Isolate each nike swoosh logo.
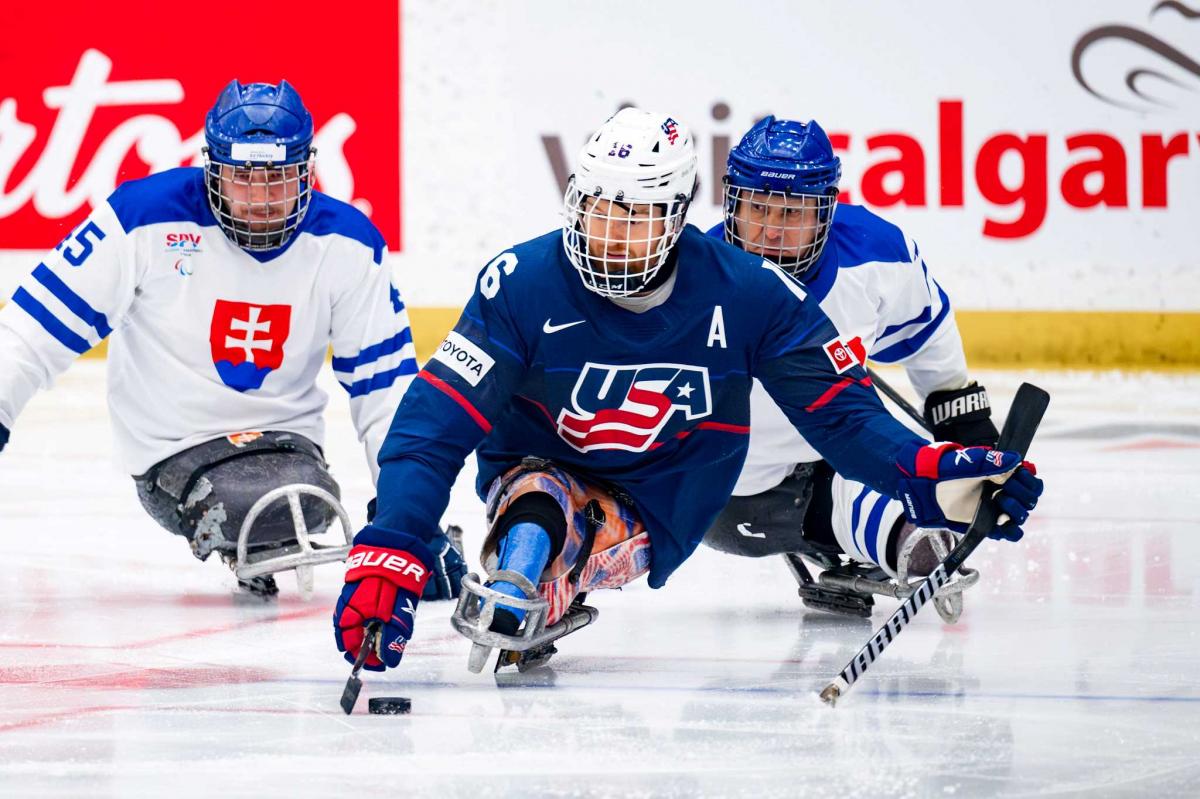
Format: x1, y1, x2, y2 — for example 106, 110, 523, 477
543, 318, 586, 334
737, 523, 766, 539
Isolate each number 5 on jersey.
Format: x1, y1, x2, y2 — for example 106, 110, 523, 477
57, 221, 106, 267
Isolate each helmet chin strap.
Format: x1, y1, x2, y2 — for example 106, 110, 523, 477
634, 241, 681, 295
627, 196, 689, 295
230, 223, 287, 251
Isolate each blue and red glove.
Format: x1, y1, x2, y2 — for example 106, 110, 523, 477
896, 442, 1043, 542
333, 526, 434, 672
366, 499, 465, 601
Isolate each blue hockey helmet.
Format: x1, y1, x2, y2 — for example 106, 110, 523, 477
202, 80, 315, 251
722, 116, 841, 279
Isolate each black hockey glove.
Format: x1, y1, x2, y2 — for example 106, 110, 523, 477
924, 382, 999, 447
0, 421, 8, 453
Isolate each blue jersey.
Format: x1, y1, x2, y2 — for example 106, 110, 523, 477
374, 224, 922, 587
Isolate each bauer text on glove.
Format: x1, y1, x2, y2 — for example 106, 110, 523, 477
333, 526, 434, 671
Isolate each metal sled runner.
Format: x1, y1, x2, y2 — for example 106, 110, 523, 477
235, 483, 354, 597
452, 571, 599, 673
786, 527, 980, 624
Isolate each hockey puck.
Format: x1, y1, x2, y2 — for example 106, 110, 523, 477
368, 697, 412, 715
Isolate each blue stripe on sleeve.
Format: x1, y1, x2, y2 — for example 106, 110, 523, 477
32, 264, 113, 338
762, 316, 828, 361
459, 306, 523, 362
879, 303, 932, 340
877, 259, 941, 341
338, 357, 419, 397
486, 335, 523, 362
871, 282, 952, 363
863, 493, 892, 565
332, 328, 414, 373
850, 484, 872, 555
12, 288, 91, 354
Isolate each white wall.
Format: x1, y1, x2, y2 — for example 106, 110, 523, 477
3, 0, 1197, 313
393, 0, 1199, 311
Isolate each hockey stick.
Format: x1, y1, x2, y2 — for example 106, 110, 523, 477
867, 365, 930, 433
819, 382, 1050, 707
340, 621, 381, 715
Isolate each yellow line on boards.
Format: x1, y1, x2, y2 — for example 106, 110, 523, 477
953, 310, 1200, 370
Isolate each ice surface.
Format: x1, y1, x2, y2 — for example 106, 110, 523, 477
2, 364, 1198, 797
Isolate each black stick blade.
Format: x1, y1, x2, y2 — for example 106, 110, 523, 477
997, 383, 1050, 456
339, 622, 380, 715
340, 673, 363, 715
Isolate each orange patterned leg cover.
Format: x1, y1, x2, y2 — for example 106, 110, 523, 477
483, 464, 651, 626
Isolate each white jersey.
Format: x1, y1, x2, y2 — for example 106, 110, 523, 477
0, 168, 415, 481
713, 204, 970, 496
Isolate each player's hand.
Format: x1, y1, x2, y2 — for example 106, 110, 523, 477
0, 421, 8, 453
923, 382, 999, 447
365, 496, 464, 600
333, 526, 434, 672
422, 526, 467, 601
896, 442, 1043, 541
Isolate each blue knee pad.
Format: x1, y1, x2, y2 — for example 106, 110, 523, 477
487, 522, 552, 627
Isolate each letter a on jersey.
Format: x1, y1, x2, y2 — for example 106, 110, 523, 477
557, 363, 712, 452
209, 300, 292, 392
707, 305, 727, 349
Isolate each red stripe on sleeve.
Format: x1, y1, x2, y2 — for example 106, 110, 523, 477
648, 420, 752, 449
517, 394, 556, 426
418, 370, 492, 433
805, 377, 854, 413
696, 421, 751, 434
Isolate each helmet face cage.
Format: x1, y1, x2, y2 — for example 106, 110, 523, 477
722, 181, 837, 279
563, 176, 690, 297
203, 148, 314, 251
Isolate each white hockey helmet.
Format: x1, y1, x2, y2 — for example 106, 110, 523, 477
562, 108, 698, 297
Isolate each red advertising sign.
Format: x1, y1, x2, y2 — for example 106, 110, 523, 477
0, 2, 401, 250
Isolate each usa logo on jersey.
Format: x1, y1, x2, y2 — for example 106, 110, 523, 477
557, 363, 712, 453
209, 300, 292, 392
